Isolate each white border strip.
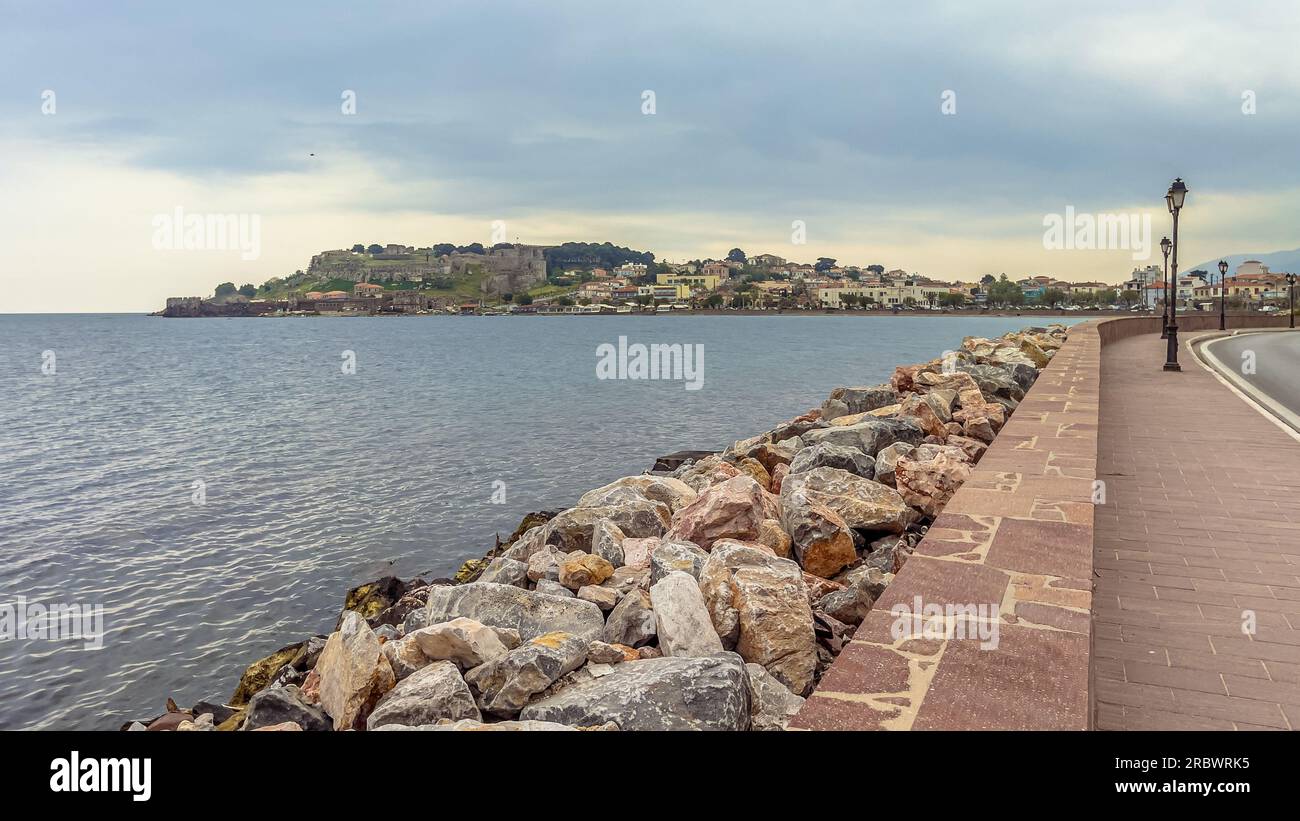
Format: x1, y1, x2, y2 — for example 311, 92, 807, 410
1189, 330, 1300, 442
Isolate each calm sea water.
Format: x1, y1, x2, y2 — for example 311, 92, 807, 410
0, 313, 1079, 729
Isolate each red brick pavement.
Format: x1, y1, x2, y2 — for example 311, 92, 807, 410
1093, 332, 1300, 730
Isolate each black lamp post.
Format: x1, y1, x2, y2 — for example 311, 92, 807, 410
1164, 178, 1187, 371
1218, 260, 1228, 331
1287, 272, 1297, 329
1160, 236, 1172, 338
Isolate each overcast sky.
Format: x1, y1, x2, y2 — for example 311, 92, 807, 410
2, 0, 1298, 311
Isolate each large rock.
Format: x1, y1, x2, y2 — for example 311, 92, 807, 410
315, 611, 396, 730
241, 686, 331, 731
230, 641, 307, 707
789, 442, 876, 478
499, 524, 550, 562
545, 502, 670, 553
779, 490, 857, 578
873, 441, 915, 487
335, 576, 411, 630
745, 663, 805, 731
464, 632, 590, 716
590, 519, 626, 567
664, 474, 779, 550
820, 385, 898, 421
957, 363, 1026, 403
649, 571, 724, 658
648, 540, 709, 585
425, 583, 605, 642
366, 661, 481, 729
817, 566, 893, 625
375, 719, 579, 731
895, 450, 973, 517
780, 466, 914, 533
382, 634, 433, 680
603, 589, 656, 647
699, 541, 817, 695
801, 418, 924, 458
520, 653, 751, 731
477, 557, 529, 588
411, 617, 511, 669
577, 475, 698, 514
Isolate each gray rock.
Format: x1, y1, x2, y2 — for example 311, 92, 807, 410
526, 545, 564, 583
873, 442, 916, 487
366, 660, 481, 729
745, 663, 805, 731
411, 617, 510, 669
425, 582, 605, 642
478, 557, 530, 588
520, 653, 751, 730
801, 418, 924, 458
957, 363, 1026, 402
821, 565, 893, 625
535, 579, 574, 598
603, 588, 656, 647
374, 718, 580, 731
241, 686, 331, 732
649, 571, 724, 658
591, 519, 626, 567
648, 540, 709, 585
499, 524, 549, 562
820, 385, 898, 421
544, 503, 670, 553
789, 442, 876, 478
465, 632, 590, 716
861, 535, 908, 574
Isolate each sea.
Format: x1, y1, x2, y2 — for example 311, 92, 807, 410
0, 312, 1080, 729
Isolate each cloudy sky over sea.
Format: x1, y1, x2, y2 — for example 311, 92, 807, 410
2, 0, 1298, 312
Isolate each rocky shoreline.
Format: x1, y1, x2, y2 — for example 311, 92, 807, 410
125, 324, 1069, 732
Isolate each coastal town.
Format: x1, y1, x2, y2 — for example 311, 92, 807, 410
161, 242, 1299, 318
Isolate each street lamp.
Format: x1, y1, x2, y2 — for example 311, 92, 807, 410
1287, 272, 1297, 330
1164, 178, 1187, 371
1216, 259, 1227, 329
1160, 236, 1172, 338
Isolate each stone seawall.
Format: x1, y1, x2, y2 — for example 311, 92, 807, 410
791, 313, 1294, 730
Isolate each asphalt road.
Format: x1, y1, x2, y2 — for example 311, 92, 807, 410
1202, 330, 1300, 427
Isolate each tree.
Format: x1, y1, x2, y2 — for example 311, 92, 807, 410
815, 257, 837, 272
705, 293, 724, 308
456, 243, 485, 255
1040, 288, 1069, 308
1119, 289, 1140, 308
238, 283, 257, 298
502, 293, 513, 303
980, 273, 996, 285
366, 244, 384, 254
431, 243, 456, 256
214, 282, 237, 298
558, 296, 574, 306
726, 248, 747, 263
987, 275, 1025, 307
939, 292, 967, 308
518, 294, 533, 306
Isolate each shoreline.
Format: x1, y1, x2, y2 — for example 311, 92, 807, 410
122, 322, 1072, 732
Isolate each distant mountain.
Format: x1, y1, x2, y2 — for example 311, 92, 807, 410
1185, 247, 1300, 275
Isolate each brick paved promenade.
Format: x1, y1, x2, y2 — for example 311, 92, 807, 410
1093, 331, 1300, 730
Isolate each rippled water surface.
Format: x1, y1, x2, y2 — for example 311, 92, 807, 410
0, 312, 1079, 729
